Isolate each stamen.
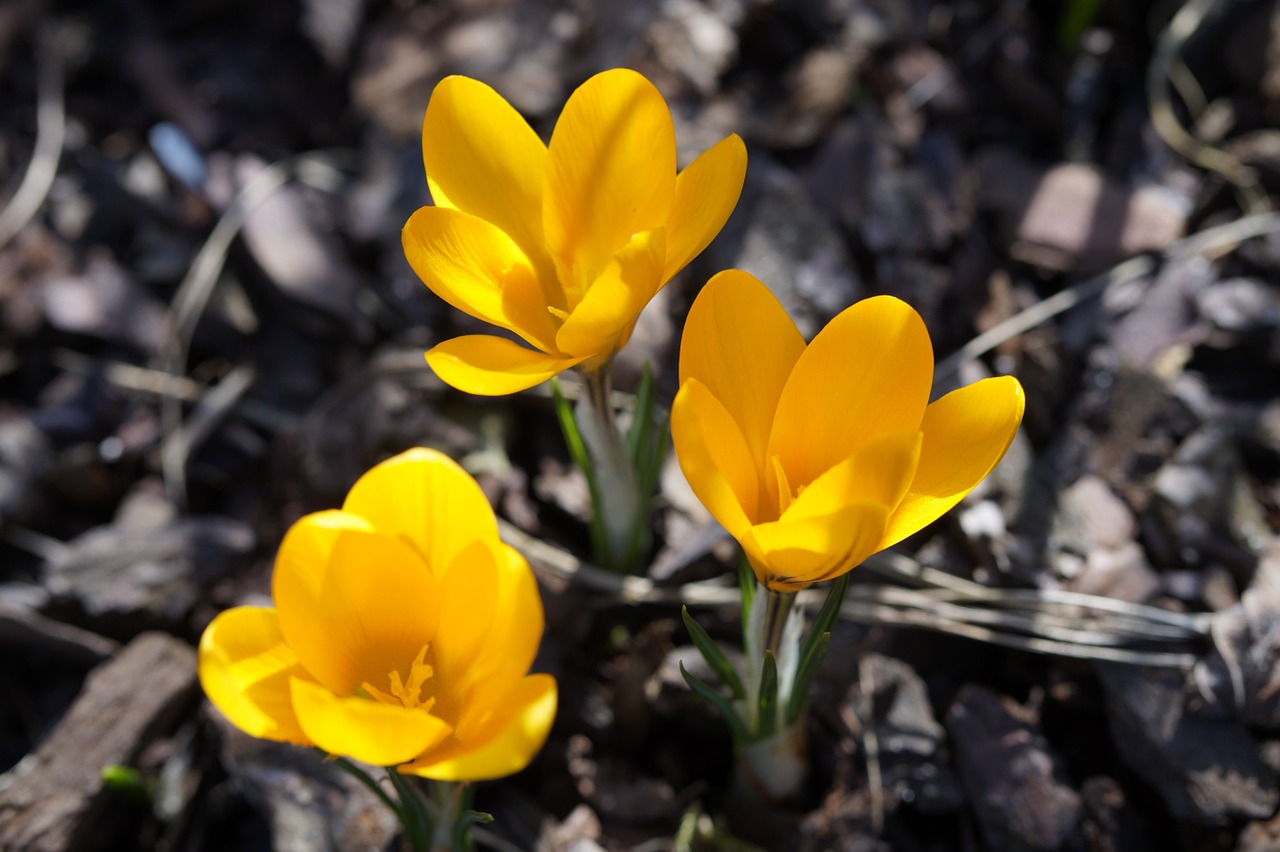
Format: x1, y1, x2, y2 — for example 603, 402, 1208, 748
770, 455, 794, 515
359, 645, 436, 712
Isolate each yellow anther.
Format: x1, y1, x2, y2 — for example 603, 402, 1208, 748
360, 645, 437, 712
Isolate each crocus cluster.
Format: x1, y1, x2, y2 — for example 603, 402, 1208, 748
200, 66, 1026, 830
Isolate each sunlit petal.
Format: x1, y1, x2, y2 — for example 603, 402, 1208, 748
271, 511, 373, 693
276, 526, 437, 696
882, 376, 1025, 549
403, 207, 559, 350
198, 606, 311, 744
421, 75, 556, 291
426, 335, 587, 396
401, 674, 556, 781
343, 448, 497, 585
449, 542, 545, 742
544, 69, 675, 291
291, 677, 452, 767
663, 134, 748, 281
780, 430, 922, 522
671, 378, 759, 534
679, 270, 805, 467
427, 540, 498, 726
750, 501, 890, 591
769, 296, 932, 489
555, 229, 665, 357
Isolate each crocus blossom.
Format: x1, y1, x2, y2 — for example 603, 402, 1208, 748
671, 270, 1026, 592
198, 448, 556, 780
403, 68, 747, 395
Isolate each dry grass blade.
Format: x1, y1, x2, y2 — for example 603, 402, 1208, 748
0, 23, 67, 250
500, 521, 1208, 668
1147, 0, 1267, 214
160, 364, 256, 501
936, 210, 1280, 379
157, 152, 347, 508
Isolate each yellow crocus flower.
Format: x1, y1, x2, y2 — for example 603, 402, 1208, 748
198, 448, 555, 781
671, 270, 1026, 592
403, 68, 747, 395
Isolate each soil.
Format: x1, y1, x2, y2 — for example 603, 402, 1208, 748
4, 0, 1280, 850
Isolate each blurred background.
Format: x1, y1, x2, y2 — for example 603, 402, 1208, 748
3, 0, 1280, 849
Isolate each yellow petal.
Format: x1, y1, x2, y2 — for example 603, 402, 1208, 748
428, 539, 499, 725
426, 335, 587, 396
421, 76, 556, 290
275, 522, 438, 696
544, 69, 675, 292
679, 270, 805, 467
198, 606, 311, 744
554, 229, 665, 358
270, 511, 372, 691
290, 677, 452, 767
768, 296, 932, 489
401, 674, 557, 781
780, 430, 922, 522
750, 501, 889, 591
662, 134, 748, 281
403, 207, 559, 351
342, 448, 498, 586
670, 378, 759, 534
881, 376, 1025, 549
450, 543, 545, 742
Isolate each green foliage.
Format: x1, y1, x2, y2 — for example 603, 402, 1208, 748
680, 661, 750, 745
682, 606, 746, 701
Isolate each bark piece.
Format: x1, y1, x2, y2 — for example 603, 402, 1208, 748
1196, 539, 1280, 730
215, 719, 398, 852
1097, 662, 1278, 823
946, 684, 1081, 851
0, 633, 198, 852
44, 516, 254, 629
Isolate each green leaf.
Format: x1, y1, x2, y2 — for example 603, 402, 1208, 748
387, 768, 432, 852
551, 378, 590, 473
626, 361, 656, 464
803, 574, 849, 660
552, 378, 609, 567
757, 650, 779, 739
637, 407, 668, 503
332, 756, 402, 819
681, 606, 745, 700
680, 661, 750, 745
100, 765, 152, 803
1057, 0, 1103, 52
783, 575, 848, 725
785, 630, 831, 726
452, 809, 493, 851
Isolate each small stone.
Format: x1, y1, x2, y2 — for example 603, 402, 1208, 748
977, 150, 1186, 272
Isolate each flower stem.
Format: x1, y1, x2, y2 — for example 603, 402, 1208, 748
574, 366, 644, 572
762, 588, 796, 658
428, 781, 464, 852
734, 585, 809, 803
387, 770, 431, 852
